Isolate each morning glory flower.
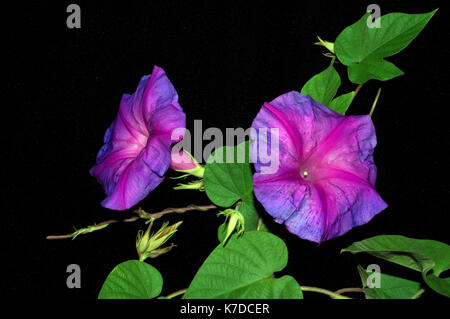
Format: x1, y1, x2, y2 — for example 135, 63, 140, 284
250, 91, 387, 243
90, 66, 186, 210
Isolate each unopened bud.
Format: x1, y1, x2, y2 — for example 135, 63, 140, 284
217, 209, 245, 245
314, 36, 335, 54
173, 179, 205, 191
136, 220, 182, 261
170, 150, 204, 178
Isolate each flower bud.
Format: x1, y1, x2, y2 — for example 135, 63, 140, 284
136, 220, 182, 261
217, 209, 245, 245
170, 150, 204, 178
314, 36, 335, 53
173, 180, 204, 191
70, 223, 110, 240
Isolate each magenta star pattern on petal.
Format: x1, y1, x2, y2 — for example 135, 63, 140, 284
90, 66, 186, 210
250, 91, 387, 243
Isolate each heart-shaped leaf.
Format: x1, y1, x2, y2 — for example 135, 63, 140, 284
204, 141, 260, 230
184, 231, 303, 299
98, 260, 163, 299
204, 141, 252, 206
335, 10, 437, 84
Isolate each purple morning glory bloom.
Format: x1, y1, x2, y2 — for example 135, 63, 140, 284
250, 91, 387, 243
90, 66, 186, 210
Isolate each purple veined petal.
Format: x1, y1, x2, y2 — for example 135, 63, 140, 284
116, 94, 148, 147
300, 115, 378, 186
250, 103, 299, 173
280, 176, 387, 242
253, 170, 338, 243
142, 66, 182, 120
268, 92, 346, 159
149, 103, 186, 139
251, 91, 387, 242
99, 134, 172, 210
253, 162, 387, 243
253, 171, 310, 224
250, 91, 345, 174
90, 65, 186, 210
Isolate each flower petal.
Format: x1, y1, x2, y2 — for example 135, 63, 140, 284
251, 91, 386, 242
253, 171, 309, 224
288, 178, 386, 242
99, 134, 172, 210
250, 91, 344, 173
90, 66, 185, 210
302, 115, 378, 186
254, 169, 387, 243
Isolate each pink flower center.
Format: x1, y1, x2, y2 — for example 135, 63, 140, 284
301, 170, 309, 179
298, 160, 321, 183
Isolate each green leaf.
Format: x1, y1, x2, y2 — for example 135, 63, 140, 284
329, 91, 355, 114
342, 235, 450, 297
204, 141, 252, 206
335, 10, 437, 84
98, 260, 163, 299
423, 273, 450, 298
347, 58, 404, 84
264, 275, 303, 299
237, 194, 259, 230
184, 231, 303, 299
342, 235, 450, 274
301, 62, 341, 106
217, 223, 227, 243
204, 141, 260, 230
357, 265, 422, 299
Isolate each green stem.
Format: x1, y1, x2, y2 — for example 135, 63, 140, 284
354, 83, 364, 97
410, 288, 425, 299
330, 55, 336, 66
301, 286, 352, 299
46, 204, 217, 240
166, 288, 187, 299
165, 286, 359, 299
138, 204, 217, 220
369, 87, 382, 117
257, 218, 263, 231
347, 83, 364, 109
334, 287, 365, 295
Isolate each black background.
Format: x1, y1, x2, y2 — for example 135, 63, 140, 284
3, 0, 449, 301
